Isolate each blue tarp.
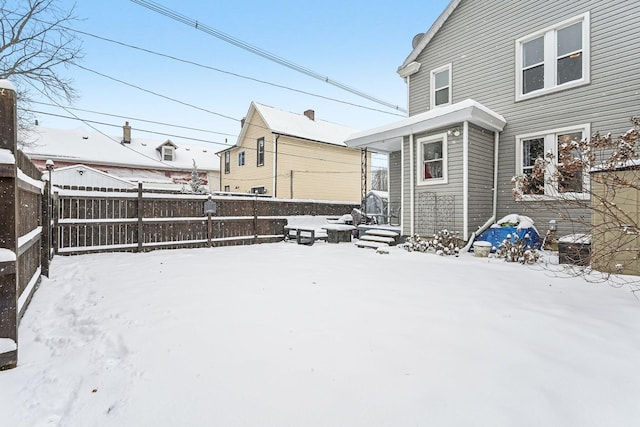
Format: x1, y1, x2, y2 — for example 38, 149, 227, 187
475, 226, 542, 252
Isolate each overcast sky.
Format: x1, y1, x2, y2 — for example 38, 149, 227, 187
27, 0, 450, 151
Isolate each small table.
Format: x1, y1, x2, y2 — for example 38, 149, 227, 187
321, 224, 356, 243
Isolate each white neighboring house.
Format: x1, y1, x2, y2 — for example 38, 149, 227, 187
22, 122, 220, 191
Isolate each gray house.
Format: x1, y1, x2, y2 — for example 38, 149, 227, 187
346, 0, 640, 240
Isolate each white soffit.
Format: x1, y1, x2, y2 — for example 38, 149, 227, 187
344, 99, 506, 152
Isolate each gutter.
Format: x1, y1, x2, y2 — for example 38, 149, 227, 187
409, 134, 415, 235
273, 134, 279, 197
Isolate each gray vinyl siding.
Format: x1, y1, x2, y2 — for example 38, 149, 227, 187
388, 151, 402, 225
402, 136, 411, 234
413, 126, 464, 237
467, 124, 495, 233
406, 0, 640, 236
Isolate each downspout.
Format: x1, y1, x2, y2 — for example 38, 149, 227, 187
402, 75, 410, 234
462, 128, 500, 253
273, 134, 279, 197
463, 121, 469, 240
400, 139, 404, 232
493, 130, 499, 221
409, 134, 415, 235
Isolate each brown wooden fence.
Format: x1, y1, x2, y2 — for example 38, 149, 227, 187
54, 185, 356, 254
1, 83, 46, 370
0, 81, 356, 370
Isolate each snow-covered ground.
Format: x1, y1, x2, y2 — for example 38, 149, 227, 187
1, 233, 640, 426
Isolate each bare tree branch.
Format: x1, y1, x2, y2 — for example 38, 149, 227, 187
512, 117, 640, 285
0, 0, 82, 111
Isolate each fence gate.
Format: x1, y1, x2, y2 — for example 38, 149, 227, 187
415, 192, 456, 236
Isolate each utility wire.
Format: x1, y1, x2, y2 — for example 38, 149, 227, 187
24, 81, 181, 170
22, 109, 230, 146
62, 26, 405, 118
30, 100, 238, 138
73, 63, 240, 123
24, 107, 387, 169
129, 0, 407, 114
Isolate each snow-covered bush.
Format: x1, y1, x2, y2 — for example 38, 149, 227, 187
181, 160, 208, 194
403, 230, 462, 256
495, 234, 540, 264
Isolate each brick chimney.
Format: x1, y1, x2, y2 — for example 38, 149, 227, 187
122, 121, 131, 144
304, 109, 315, 121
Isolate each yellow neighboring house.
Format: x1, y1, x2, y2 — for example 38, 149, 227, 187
218, 102, 369, 202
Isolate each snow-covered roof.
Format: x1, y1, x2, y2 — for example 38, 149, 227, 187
397, 0, 462, 76
249, 102, 359, 147
22, 126, 219, 172
345, 99, 506, 152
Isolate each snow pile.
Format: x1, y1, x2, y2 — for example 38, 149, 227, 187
0, 148, 15, 165
0, 244, 639, 426
0, 338, 16, 353
0, 248, 16, 262
494, 214, 535, 230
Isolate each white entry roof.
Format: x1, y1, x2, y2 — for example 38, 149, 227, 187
345, 99, 506, 153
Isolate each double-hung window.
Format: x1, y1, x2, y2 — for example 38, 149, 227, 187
224, 151, 230, 174
516, 12, 590, 101
257, 137, 265, 167
238, 151, 245, 166
417, 133, 448, 185
516, 124, 590, 198
430, 64, 452, 108
162, 146, 175, 161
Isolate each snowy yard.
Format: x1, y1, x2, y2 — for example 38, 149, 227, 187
1, 240, 640, 426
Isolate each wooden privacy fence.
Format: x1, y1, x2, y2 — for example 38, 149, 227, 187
1, 82, 48, 371
55, 185, 357, 255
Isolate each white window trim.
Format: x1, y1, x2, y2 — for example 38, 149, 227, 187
224, 151, 230, 174
257, 138, 265, 167
430, 63, 452, 109
417, 133, 448, 186
515, 123, 591, 201
515, 12, 590, 102
162, 145, 175, 161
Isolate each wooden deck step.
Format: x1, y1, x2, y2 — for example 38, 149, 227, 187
359, 235, 396, 245
355, 240, 389, 249
364, 229, 400, 238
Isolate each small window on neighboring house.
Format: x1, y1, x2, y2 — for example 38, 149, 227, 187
417, 133, 447, 185
257, 137, 265, 166
430, 64, 451, 108
516, 13, 590, 100
238, 151, 245, 166
162, 146, 175, 161
251, 186, 266, 194
224, 185, 230, 192
516, 124, 590, 198
224, 151, 230, 174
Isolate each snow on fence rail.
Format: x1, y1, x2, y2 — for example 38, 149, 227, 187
54, 184, 357, 255
1, 81, 47, 370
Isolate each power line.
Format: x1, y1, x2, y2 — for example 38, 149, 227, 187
74, 63, 240, 123
24, 80, 181, 170
23, 107, 382, 168
22, 109, 230, 146
129, 0, 407, 114
62, 26, 405, 118
29, 100, 238, 138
